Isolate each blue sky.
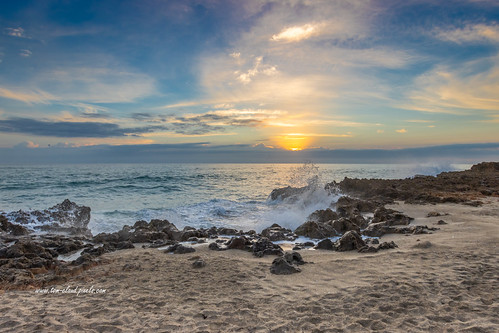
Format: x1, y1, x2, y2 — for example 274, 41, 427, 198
0, 0, 498, 161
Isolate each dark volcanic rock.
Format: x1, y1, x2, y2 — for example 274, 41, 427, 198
283, 251, 305, 265
165, 244, 196, 254
332, 162, 499, 204
377, 241, 398, 250
331, 217, 360, 234
308, 208, 338, 223
294, 221, 337, 239
4, 199, 92, 236
335, 196, 377, 216
192, 258, 206, 268
227, 236, 251, 250
269, 185, 310, 202
373, 207, 413, 226
336, 231, 366, 252
252, 238, 283, 257
315, 238, 336, 251
261, 224, 297, 241
270, 257, 301, 275
0, 215, 30, 236
208, 242, 224, 251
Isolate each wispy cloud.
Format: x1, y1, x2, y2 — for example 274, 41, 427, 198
402, 54, 499, 114
4, 27, 28, 38
436, 23, 499, 43
19, 49, 32, 57
0, 87, 57, 104
396, 128, 407, 133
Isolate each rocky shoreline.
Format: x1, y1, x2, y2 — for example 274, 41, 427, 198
1, 162, 498, 289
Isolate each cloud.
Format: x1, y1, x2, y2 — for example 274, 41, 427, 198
0, 118, 130, 138
436, 23, 499, 43
271, 23, 322, 42
32, 67, 156, 103
396, 128, 407, 133
0, 87, 57, 104
235, 56, 278, 84
19, 49, 32, 57
402, 54, 499, 114
14, 141, 39, 148
377, 129, 385, 134
4, 27, 27, 38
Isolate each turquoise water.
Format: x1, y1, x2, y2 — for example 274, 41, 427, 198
0, 163, 470, 234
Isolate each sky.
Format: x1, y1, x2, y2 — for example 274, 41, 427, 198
0, 0, 498, 163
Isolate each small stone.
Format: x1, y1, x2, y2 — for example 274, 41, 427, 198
270, 257, 301, 275
192, 259, 206, 268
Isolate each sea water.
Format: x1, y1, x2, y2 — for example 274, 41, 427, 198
0, 163, 470, 235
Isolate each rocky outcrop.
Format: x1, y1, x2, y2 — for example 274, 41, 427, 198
270, 251, 305, 275
0, 215, 30, 236
294, 221, 337, 239
4, 199, 92, 236
332, 162, 499, 204
373, 207, 413, 226
252, 238, 283, 257
336, 231, 366, 252
308, 208, 338, 223
315, 238, 336, 251
261, 224, 297, 241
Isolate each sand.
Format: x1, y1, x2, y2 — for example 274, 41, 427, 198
1, 199, 498, 332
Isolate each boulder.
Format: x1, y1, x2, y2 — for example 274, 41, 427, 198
373, 207, 413, 226
336, 231, 366, 251
283, 251, 305, 265
192, 258, 206, 268
335, 196, 377, 216
252, 238, 283, 257
315, 238, 336, 251
294, 221, 337, 239
165, 244, 195, 254
308, 208, 338, 223
270, 257, 301, 275
377, 241, 398, 250
331, 218, 360, 234
261, 224, 297, 241
227, 236, 251, 250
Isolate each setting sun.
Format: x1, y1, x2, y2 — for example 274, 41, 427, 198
275, 134, 310, 151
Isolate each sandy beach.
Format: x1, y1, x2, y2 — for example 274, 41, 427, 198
1, 198, 497, 332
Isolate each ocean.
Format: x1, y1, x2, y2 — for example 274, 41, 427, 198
0, 163, 470, 235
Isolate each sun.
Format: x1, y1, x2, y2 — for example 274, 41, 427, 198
275, 134, 310, 151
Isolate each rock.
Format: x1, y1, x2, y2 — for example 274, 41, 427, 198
4, 199, 92, 236
336, 231, 366, 252
371, 238, 379, 244
362, 222, 389, 237
335, 196, 377, 216
0, 240, 56, 259
269, 185, 310, 202
373, 207, 413, 226
0, 216, 30, 235
252, 238, 283, 257
470, 162, 499, 172
294, 221, 337, 239
315, 239, 336, 251
308, 208, 338, 223
283, 251, 305, 265
208, 242, 224, 251
217, 227, 240, 236
165, 244, 196, 254
261, 224, 297, 241
331, 218, 360, 234
413, 241, 432, 249
270, 257, 301, 275
192, 258, 206, 268
358, 246, 378, 253
378, 241, 398, 250
227, 236, 251, 250
427, 211, 443, 217
437, 220, 448, 225
93, 232, 120, 243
